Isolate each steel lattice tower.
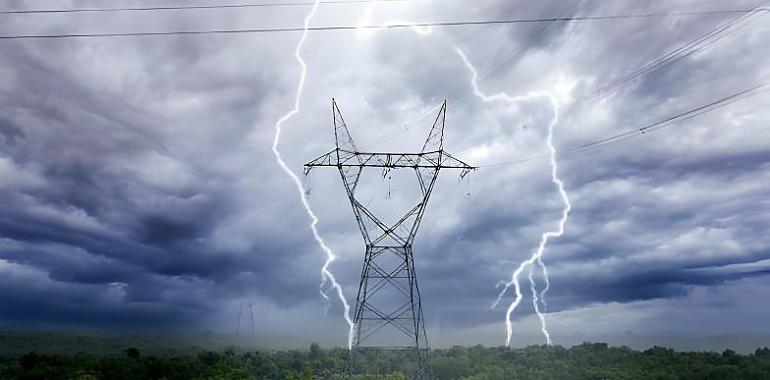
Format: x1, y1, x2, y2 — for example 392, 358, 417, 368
304, 99, 475, 379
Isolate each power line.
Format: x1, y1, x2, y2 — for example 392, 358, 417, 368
357, 4, 767, 147
479, 84, 767, 168
445, 4, 767, 168
363, 0, 585, 148
0, 9, 760, 40
0, 0, 403, 15
574, 4, 768, 114
566, 84, 765, 154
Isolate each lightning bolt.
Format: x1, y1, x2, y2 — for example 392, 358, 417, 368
456, 48, 571, 346
356, 2, 571, 347
271, 0, 435, 351
270, 0, 355, 349
273, 0, 569, 349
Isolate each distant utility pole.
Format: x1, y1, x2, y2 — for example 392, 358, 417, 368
304, 100, 475, 379
235, 301, 256, 340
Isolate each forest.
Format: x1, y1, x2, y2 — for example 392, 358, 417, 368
1, 340, 770, 379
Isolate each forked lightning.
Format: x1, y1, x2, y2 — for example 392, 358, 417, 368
456, 48, 571, 346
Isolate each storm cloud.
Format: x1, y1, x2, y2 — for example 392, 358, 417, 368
0, 0, 768, 348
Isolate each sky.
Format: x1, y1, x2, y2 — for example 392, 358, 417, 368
0, 0, 769, 350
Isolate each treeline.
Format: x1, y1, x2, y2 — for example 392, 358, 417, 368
1, 343, 770, 379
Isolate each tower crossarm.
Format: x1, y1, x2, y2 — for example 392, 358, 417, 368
304, 149, 476, 172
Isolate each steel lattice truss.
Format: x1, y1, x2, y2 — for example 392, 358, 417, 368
304, 99, 475, 379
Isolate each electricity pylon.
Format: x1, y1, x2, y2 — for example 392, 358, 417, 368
304, 99, 475, 379
235, 301, 256, 339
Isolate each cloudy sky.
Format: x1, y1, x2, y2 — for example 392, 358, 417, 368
0, 0, 769, 350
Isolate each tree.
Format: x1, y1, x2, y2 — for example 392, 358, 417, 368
125, 348, 140, 360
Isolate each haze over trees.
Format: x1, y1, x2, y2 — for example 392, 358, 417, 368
2, 341, 770, 379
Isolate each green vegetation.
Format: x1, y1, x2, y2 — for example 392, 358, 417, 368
1, 342, 770, 379
0, 331, 259, 358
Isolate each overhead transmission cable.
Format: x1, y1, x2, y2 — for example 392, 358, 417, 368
363, 0, 584, 147
470, 4, 769, 168
364, 3, 768, 147
478, 83, 767, 168
0, 0, 404, 15
572, 4, 768, 114
562, 84, 767, 156
3, 3, 763, 171
0, 9, 762, 40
